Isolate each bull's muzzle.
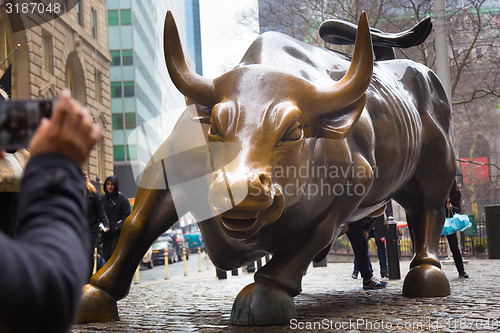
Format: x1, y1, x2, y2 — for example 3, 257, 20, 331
208, 170, 285, 239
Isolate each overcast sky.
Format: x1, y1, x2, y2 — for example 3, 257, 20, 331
199, 0, 259, 77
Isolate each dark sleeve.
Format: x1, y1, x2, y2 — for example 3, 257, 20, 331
385, 201, 394, 218
120, 193, 131, 223
450, 204, 461, 215
95, 194, 109, 228
0, 153, 88, 333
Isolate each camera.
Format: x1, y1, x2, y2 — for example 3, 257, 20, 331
0, 99, 55, 150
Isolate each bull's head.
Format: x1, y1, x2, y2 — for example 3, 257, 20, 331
164, 11, 373, 239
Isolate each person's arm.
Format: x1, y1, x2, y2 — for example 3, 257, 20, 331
0, 154, 87, 332
0, 90, 99, 333
120, 194, 132, 224
95, 195, 110, 230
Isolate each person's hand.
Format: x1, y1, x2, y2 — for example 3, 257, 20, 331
104, 227, 109, 233
29, 90, 100, 166
0, 150, 5, 159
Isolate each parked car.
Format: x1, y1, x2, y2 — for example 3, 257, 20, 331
166, 231, 189, 261
141, 247, 153, 269
152, 235, 176, 265
184, 232, 204, 253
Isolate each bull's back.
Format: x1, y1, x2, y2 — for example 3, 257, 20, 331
239, 31, 351, 83
355, 59, 452, 207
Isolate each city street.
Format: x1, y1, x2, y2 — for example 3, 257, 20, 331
72, 257, 500, 332
138, 251, 213, 283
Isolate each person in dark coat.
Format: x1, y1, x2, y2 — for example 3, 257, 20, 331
83, 168, 109, 279
0, 89, 100, 333
101, 175, 130, 262
445, 180, 469, 278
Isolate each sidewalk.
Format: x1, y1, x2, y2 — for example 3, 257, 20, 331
72, 258, 500, 332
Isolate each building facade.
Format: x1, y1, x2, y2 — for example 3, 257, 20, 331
107, 0, 199, 198
0, 0, 113, 183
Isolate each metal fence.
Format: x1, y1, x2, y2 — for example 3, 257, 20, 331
331, 217, 488, 258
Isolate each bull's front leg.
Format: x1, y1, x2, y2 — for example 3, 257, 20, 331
229, 210, 341, 326
75, 186, 180, 323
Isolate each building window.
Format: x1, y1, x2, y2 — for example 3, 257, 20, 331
66, 66, 74, 93
96, 135, 106, 181
108, 9, 119, 26
76, 0, 82, 26
120, 9, 131, 25
123, 81, 134, 97
91, 7, 97, 39
111, 81, 122, 98
95, 70, 102, 103
112, 114, 123, 130
41, 33, 53, 73
113, 145, 125, 162
124, 112, 136, 129
110, 50, 120, 66
127, 145, 137, 160
122, 49, 133, 65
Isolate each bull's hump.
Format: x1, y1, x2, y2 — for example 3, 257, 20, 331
240, 31, 350, 84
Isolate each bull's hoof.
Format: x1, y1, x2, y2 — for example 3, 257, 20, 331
230, 282, 296, 326
402, 264, 450, 297
74, 284, 119, 323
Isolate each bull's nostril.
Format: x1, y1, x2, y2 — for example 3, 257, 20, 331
258, 172, 272, 189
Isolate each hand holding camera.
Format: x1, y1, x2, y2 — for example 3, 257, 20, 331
29, 90, 100, 166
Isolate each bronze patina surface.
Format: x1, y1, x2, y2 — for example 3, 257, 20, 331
76, 11, 454, 326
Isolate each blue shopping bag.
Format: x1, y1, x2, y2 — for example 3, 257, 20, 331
441, 213, 472, 236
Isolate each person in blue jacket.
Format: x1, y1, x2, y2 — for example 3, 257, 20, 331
445, 180, 469, 278
0, 89, 100, 333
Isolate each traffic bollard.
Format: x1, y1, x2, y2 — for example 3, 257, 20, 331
93, 247, 97, 275
164, 249, 169, 280
198, 247, 201, 272
386, 218, 401, 280
135, 265, 140, 284
183, 247, 187, 276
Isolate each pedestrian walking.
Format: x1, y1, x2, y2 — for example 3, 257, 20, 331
445, 180, 469, 278
101, 175, 130, 262
347, 217, 387, 289
83, 168, 109, 279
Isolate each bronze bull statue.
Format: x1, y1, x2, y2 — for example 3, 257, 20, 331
76, 11, 455, 325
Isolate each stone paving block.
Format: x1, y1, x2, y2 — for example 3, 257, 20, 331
72, 259, 500, 332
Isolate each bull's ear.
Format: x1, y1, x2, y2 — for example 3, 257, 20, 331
317, 94, 366, 140
185, 97, 211, 124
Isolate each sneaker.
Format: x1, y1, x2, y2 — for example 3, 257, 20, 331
352, 271, 359, 279
363, 276, 387, 290
459, 272, 469, 278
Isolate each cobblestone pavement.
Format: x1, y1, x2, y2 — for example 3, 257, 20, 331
72, 258, 500, 332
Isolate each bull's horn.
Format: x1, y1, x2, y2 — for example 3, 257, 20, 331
313, 11, 373, 118
164, 11, 216, 107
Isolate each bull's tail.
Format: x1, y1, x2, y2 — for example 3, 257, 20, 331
319, 17, 432, 60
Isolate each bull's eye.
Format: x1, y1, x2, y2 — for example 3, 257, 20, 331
281, 120, 304, 143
